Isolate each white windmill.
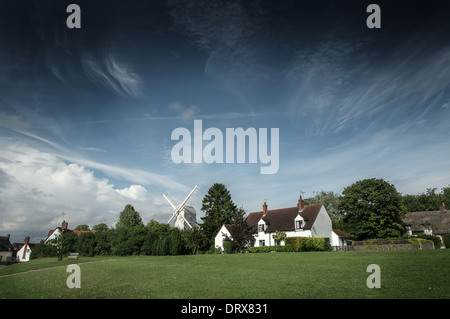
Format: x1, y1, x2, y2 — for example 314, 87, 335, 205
164, 185, 199, 230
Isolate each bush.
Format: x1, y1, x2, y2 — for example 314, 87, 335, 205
443, 234, 450, 248
285, 237, 331, 252
246, 245, 292, 253
414, 235, 442, 249
223, 241, 232, 254
29, 241, 58, 259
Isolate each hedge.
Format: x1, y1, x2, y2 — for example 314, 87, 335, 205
285, 237, 332, 252
246, 245, 293, 253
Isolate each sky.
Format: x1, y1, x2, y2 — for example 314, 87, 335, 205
1, 0, 449, 244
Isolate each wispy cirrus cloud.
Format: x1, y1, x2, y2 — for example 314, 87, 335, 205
286, 33, 450, 136
81, 52, 146, 100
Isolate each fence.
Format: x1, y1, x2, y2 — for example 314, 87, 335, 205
334, 240, 435, 252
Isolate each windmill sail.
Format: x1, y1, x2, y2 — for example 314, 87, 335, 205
164, 185, 199, 230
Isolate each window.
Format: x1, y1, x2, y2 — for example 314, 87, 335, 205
295, 220, 303, 229
258, 224, 265, 232
259, 240, 265, 247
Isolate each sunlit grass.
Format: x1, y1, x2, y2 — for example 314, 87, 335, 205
1, 250, 449, 299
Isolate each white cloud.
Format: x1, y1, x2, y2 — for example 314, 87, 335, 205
0, 140, 171, 243
116, 184, 148, 200
168, 101, 200, 120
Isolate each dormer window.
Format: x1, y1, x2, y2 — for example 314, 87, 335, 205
258, 224, 265, 232
295, 220, 303, 229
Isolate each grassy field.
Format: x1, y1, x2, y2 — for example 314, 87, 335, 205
1, 249, 449, 299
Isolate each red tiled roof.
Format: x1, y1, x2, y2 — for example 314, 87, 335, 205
246, 203, 322, 232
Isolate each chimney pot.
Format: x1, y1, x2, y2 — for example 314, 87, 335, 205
62, 220, 68, 231
441, 202, 446, 213
298, 195, 304, 211
23, 236, 30, 260
263, 202, 268, 216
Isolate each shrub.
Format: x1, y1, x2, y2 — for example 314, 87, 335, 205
285, 237, 331, 252
443, 234, 450, 248
29, 241, 58, 259
415, 234, 442, 249
223, 241, 232, 254
246, 245, 293, 253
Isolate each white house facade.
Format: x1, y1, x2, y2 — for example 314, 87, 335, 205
15, 236, 35, 262
215, 196, 348, 252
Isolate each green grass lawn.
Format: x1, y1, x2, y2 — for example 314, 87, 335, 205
1, 249, 449, 299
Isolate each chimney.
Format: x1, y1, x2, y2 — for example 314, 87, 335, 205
298, 195, 304, 211
263, 202, 268, 216
62, 220, 68, 231
441, 202, 446, 213
23, 236, 30, 260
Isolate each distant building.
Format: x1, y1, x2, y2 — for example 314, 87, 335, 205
0, 234, 14, 264
14, 236, 38, 262
45, 220, 95, 243
403, 202, 450, 247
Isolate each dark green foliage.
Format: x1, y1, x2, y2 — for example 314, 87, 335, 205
94, 231, 112, 255
246, 245, 293, 253
339, 178, 406, 240
116, 204, 144, 228
402, 187, 450, 212
181, 227, 203, 255
74, 224, 90, 231
61, 232, 78, 255
443, 234, 450, 248
74, 232, 96, 257
169, 228, 182, 255
414, 234, 442, 249
92, 223, 109, 232
200, 183, 237, 251
223, 240, 232, 254
304, 190, 343, 228
285, 237, 331, 252
226, 207, 255, 253
29, 240, 58, 259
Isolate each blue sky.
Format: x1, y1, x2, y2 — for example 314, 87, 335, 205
1, 0, 450, 243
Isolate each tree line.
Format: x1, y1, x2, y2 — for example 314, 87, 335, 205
32, 179, 449, 259
305, 179, 449, 240
32, 183, 246, 258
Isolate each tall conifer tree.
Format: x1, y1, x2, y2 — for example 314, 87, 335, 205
200, 183, 237, 250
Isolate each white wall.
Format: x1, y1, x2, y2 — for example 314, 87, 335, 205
214, 225, 232, 252
16, 245, 32, 262
310, 206, 332, 239
252, 205, 332, 247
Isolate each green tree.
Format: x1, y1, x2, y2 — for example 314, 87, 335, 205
273, 231, 287, 245
181, 227, 203, 255
339, 178, 406, 240
61, 232, 78, 255
74, 224, 90, 231
116, 204, 144, 228
93, 223, 109, 232
402, 186, 450, 212
169, 227, 183, 255
226, 207, 254, 253
200, 183, 237, 250
74, 232, 96, 257
94, 231, 112, 255
304, 190, 343, 228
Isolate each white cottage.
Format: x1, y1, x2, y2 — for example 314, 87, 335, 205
15, 236, 37, 262
215, 196, 346, 251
